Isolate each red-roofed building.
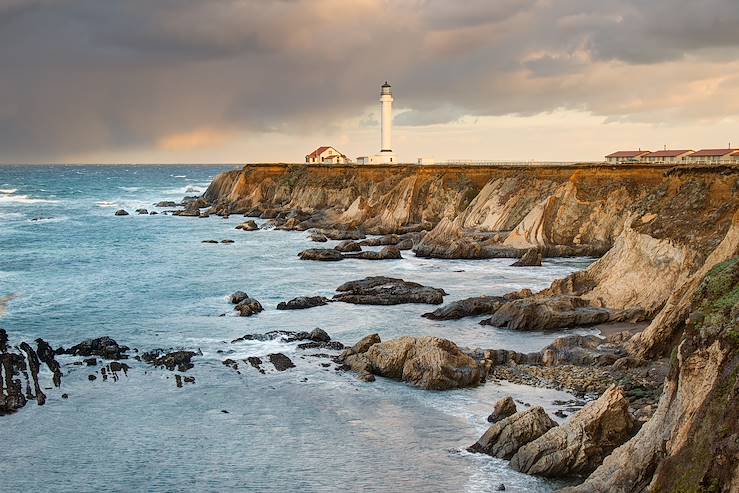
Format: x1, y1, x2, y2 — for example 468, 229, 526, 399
684, 148, 738, 164
642, 149, 693, 164
604, 150, 650, 163
305, 146, 349, 164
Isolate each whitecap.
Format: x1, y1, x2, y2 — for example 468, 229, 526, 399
27, 216, 68, 224
96, 201, 117, 208
0, 188, 18, 194
172, 175, 187, 178
0, 194, 59, 204
118, 186, 141, 192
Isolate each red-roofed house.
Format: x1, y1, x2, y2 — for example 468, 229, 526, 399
684, 149, 738, 164
642, 150, 693, 164
305, 146, 349, 164
605, 150, 650, 163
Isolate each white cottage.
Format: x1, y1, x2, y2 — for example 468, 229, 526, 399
305, 146, 348, 164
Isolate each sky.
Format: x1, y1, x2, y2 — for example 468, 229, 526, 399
1, 0, 739, 164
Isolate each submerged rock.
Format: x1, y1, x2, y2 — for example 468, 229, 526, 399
468, 406, 557, 459
276, 296, 330, 310
510, 385, 635, 477
333, 276, 447, 305
141, 350, 196, 372
487, 396, 517, 423
511, 248, 542, 267
342, 335, 482, 390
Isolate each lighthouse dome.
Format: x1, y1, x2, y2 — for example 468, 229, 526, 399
381, 81, 392, 95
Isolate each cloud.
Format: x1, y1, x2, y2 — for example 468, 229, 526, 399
1, 0, 739, 161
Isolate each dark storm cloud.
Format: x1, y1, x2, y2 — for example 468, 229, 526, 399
1, 0, 738, 161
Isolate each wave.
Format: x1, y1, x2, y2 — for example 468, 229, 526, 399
172, 175, 187, 178
96, 201, 117, 208
27, 216, 68, 224
0, 212, 25, 220
0, 188, 18, 194
118, 186, 142, 192
0, 194, 59, 204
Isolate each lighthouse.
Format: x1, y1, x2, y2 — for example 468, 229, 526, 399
380, 81, 393, 155
356, 82, 398, 164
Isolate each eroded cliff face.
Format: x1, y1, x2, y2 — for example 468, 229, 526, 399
561, 257, 739, 493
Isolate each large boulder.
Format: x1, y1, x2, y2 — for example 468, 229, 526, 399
114, 209, 129, 216
141, 350, 196, 372
511, 248, 543, 267
468, 406, 558, 459
422, 290, 532, 320
61, 337, 129, 360
233, 297, 263, 317
235, 220, 258, 231
345, 246, 402, 260
510, 386, 635, 477
487, 396, 518, 423
333, 276, 447, 305
334, 240, 362, 253
344, 336, 482, 390
298, 248, 345, 261
314, 229, 366, 240
480, 296, 613, 330
276, 296, 329, 310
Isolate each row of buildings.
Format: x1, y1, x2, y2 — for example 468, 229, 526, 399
605, 148, 739, 164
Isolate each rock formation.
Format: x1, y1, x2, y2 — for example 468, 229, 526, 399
487, 396, 517, 423
333, 277, 447, 305
468, 406, 558, 459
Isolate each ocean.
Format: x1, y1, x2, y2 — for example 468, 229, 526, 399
0, 165, 595, 492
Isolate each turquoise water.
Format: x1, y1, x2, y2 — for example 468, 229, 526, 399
0, 165, 593, 492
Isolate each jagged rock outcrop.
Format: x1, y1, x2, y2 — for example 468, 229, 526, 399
228, 292, 264, 316
342, 335, 482, 390
333, 276, 447, 305
468, 406, 558, 459
560, 257, 739, 492
512, 248, 542, 267
487, 396, 517, 423
60, 336, 130, 360
422, 290, 533, 320
276, 296, 329, 310
511, 385, 635, 477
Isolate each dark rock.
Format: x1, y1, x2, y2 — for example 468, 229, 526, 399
0, 328, 7, 352
229, 291, 250, 304
487, 396, 517, 423
88, 374, 97, 381
202, 240, 218, 244
141, 350, 196, 372
35, 338, 62, 387
149, 211, 158, 215
62, 337, 129, 360
298, 248, 345, 261
333, 276, 447, 305
83, 357, 97, 366
422, 295, 510, 320
233, 297, 264, 317
246, 356, 265, 373
480, 296, 613, 331
359, 234, 401, 246
221, 239, 234, 244
61, 393, 68, 399
310, 233, 328, 242
154, 201, 178, 208
276, 296, 329, 310
19, 342, 45, 406
309, 328, 331, 342
396, 238, 414, 250
268, 353, 295, 371
296, 341, 345, 351
496, 484, 506, 491
314, 229, 366, 240
114, 209, 129, 216
511, 248, 543, 267
135, 208, 149, 215
334, 240, 362, 252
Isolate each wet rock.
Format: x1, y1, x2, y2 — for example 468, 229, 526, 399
396, 238, 414, 250
423, 295, 508, 320
88, 374, 97, 381
149, 211, 158, 215
233, 297, 263, 317
222, 358, 239, 370
229, 291, 250, 304
296, 341, 344, 351
341, 333, 381, 359
135, 208, 149, 215
510, 386, 635, 477
141, 350, 196, 372
35, 338, 62, 387
511, 248, 542, 267
154, 201, 178, 208
235, 220, 259, 231
334, 240, 362, 253
19, 342, 45, 406
345, 246, 402, 260
61, 337, 129, 360
202, 239, 218, 244
487, 396, 517, 423
359, 234, 401, 247
468, 406, 558, 459
114, 209, 129, 216
83, 357, 97, 366
276, 296, 329, 310
220, 239, 234, 244
496, 484, 506, 491
344, 336, 482, 390
298, 248, 345, 261
246, 356, 265, 373
308, 328, 331, 343
61, 393, 68, 399
310, 233, 328, 242
0, 328, 7, 352
268, 353, 295, 371
480, 296, 613, 331
333, 276, 447, 305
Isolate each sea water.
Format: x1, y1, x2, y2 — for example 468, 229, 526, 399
0, 165, 595, 492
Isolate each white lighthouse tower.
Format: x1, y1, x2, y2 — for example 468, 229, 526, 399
380, 82, 394, 157
357, 82, 397, 164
